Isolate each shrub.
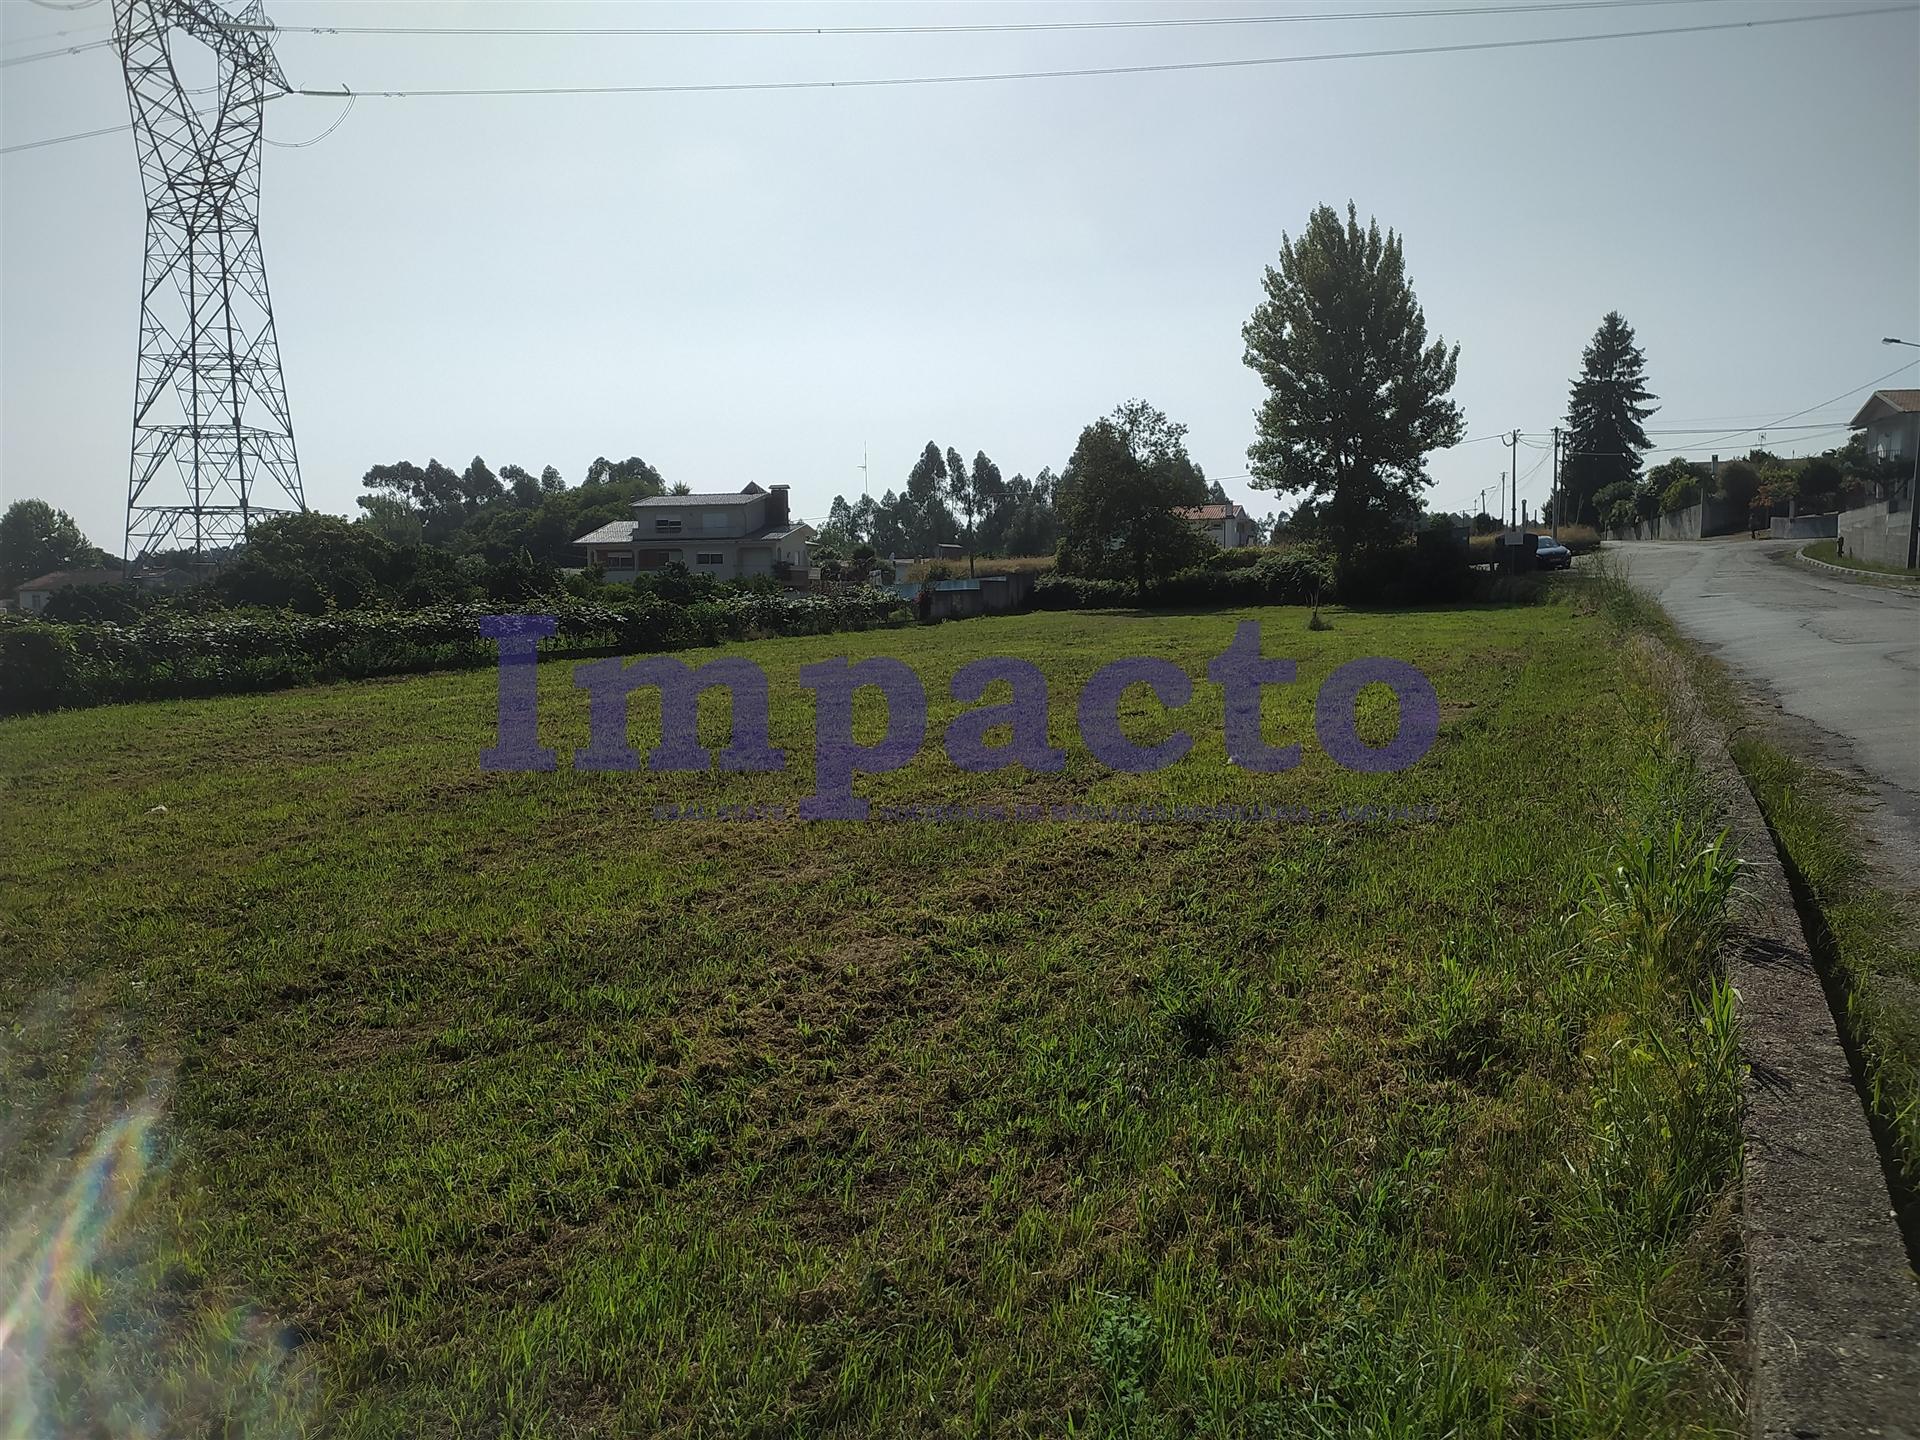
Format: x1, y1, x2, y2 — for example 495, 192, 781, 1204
0, 589, 909, 716
1660, 476, 1701, 515
1333, 539, 1471, 605
1033, 549, 1333, 610
38, 583, 151, 625
1031, 573, 1137, 610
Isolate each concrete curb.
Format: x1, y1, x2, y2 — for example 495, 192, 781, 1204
1788, 546, 1920, 593
1648, 639, 1920, 1439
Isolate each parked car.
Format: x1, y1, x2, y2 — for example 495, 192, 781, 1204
1530, 535, 1572, 570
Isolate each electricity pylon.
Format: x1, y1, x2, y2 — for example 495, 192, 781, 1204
113, 0, 303, 568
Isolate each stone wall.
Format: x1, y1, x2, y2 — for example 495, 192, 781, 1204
1836, 495, 1915, 569
1602, 493, 1744, 543
1768, 512, 1839, 540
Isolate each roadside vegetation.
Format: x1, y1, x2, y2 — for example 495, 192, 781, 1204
901, 555, 1056, 584
1, 590, 1747, 1436
1467, 524, 1602, 563
0, 589, 907, 717
1801, 538, 1918, 580
1728, 742, 1920, 1211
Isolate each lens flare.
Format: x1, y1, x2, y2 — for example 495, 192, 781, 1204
0, 1102, 159, 1434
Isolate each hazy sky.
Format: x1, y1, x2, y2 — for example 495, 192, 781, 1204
3, 0, 1917, 552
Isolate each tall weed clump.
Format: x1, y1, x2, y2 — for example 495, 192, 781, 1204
1572, 736, 1746, 1251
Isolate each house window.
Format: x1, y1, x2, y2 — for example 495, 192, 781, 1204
654, 517, 682, 533
696, 552, 724, 566
702, 511, 730, 532
600, 551, 634, 568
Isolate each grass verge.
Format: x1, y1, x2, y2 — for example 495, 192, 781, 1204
1800, 539, 1918, 581
0, 597, 1744, 1436
1586, 551, 1920, 1248
1725, 741, 1920, 1220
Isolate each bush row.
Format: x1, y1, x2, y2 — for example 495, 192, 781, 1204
1032, 549, 1339, 610
0, 590, 907, 715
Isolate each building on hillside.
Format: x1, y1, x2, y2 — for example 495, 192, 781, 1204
571, 483, 813, 583
12, 567, 132, 614
1850, 389, 1920, 466
1176, 502, 1262, 548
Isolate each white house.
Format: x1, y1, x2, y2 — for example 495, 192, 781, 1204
572, 483, 813, 583
1176, 502, 1262, 549
1849, 389, 1920, 465
12, 567, 129, 613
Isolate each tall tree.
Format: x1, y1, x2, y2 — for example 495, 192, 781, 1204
971, 452, 1008, 554
903, 443, 954, 556
500, 464, 541, 507
944, 446, 981, 575
585, 456, 667, 496
460, 455, 504, 510
1242, 202, 1463, 562
1056, 399, 1209, 601
0, 499, 103, 589
871, 489, 907, 556
1562, 311, 1657, 526
356, 494, 426, 547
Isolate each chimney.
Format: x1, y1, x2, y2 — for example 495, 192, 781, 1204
767, 484, 790, 529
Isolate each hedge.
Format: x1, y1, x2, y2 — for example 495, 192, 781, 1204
1033, 549, 1336, 611
0, 590, 908, 716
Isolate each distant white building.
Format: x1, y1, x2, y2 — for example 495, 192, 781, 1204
11, 566, 197, 613
572, 483, 813, 583
12, 568, 128, 614
1176, 502, 1262, 549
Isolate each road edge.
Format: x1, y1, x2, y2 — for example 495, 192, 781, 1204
1787, 545, 1920, 593
1646, 635, 1920, 1439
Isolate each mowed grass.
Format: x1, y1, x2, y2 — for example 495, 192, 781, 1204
0, 598, 1742, 1437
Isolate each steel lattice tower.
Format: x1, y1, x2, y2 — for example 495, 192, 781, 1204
114, 0, 303, 566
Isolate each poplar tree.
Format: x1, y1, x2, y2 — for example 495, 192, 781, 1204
1242, 203, 1463, 563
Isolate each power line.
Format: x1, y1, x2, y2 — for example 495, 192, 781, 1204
0, 36, 112, 67
224, 0, 1709, 40
263, 86, 356, 148
288, 6, 1911, 102
7, 4, 1907, 155
0, 119, 143, 154
1642, 420, 1869, 434
1512, 448, 1551, 491
0, 0, 1712, 68
1654, 357, 1918, 452
0, 21, 108, 52
1639, 424, 1857, 457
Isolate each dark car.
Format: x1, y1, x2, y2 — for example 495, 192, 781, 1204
1530, 535, 1573, 570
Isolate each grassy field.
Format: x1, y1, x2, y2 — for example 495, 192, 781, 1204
1801, 539, 1918, 580
0, 595, 1744, 1437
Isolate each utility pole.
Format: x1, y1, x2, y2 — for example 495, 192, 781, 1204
860, 444, 869, 500
1551, 426, 1561, 540
1507, 430, 1521, 528
1498, 472, 1506, 530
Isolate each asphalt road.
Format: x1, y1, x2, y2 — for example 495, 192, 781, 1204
1607, 538, 1920, 854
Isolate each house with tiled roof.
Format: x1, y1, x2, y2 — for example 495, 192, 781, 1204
1174, 501, 1262, 549
1849, 389, 1920, 467
572, 482, 813, 583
